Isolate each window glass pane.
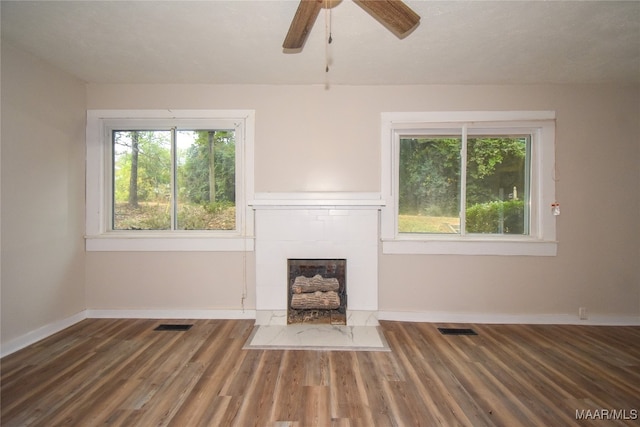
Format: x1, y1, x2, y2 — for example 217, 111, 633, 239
398, 137, 461, 234
465, 136, 529, 235
113, 130, 172, 230
176, 130, 236, 230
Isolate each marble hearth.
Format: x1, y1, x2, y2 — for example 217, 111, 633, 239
250, 193, 384, 326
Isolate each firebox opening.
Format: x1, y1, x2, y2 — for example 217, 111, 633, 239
287, 259, 347, 325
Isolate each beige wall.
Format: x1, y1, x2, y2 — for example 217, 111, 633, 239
86, 252, 254, 312
1, 42, 86, 345
1, 43, 637, 353
85, 83, 640, 318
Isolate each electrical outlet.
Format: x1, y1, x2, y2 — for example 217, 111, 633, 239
579, 307, 588, 320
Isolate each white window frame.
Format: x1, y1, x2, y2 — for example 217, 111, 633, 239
381, 111, 557, 256
85, 109, 255, 251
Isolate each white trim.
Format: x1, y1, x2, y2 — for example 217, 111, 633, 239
85, 236, 255, 252
378, 311, 640, 326
382, 239, 557, 256
86, 309, 257, 319
380, 111, 557, 256
1, 311, 87, 358
250, 192, 385, 209
0, 309, 256, 357
253, 192, 383, 200
381, 110, 556, 125
4, 309, 638, 358
85, 109, 255, 252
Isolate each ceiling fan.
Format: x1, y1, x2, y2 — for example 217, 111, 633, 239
283, 0, 420, 52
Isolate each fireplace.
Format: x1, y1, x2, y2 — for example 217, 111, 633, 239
250, 192, 384, 326
288, 259, 347, 325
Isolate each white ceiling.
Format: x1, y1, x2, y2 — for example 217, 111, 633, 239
2, 0, 639, 85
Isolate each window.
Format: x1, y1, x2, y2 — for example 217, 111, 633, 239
86, 110, 255, 251
112, 129, 236, 231
381, 111, 557, 256
398, 132, 530, 235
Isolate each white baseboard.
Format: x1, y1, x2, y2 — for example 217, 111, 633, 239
86, 309, 257, 320
1, 309, 256, 358
378, 311, 640, 326
1, 311, 87, 358
4, 309, 638, 358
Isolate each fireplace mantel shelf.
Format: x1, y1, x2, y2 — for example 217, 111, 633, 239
249, 192, 386, 210
249, 199, 386, 209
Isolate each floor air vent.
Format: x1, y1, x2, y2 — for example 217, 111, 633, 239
438, 327, 477, 336
154, 324, 193, 331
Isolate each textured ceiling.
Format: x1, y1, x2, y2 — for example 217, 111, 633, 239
2, 0, 639, 85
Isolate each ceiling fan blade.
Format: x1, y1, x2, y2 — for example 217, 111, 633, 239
353, 0, 420, 39
283, 0, 323, 51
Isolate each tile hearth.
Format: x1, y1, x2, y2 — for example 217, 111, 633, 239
243, 325, 390, 351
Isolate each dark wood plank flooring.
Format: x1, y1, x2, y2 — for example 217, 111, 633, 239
2, 319, 639, 426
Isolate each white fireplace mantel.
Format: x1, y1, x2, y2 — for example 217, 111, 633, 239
251, 192, 384, 326
249, 192, 386, 209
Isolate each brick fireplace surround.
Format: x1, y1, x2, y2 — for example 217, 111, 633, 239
250, 193, 385, 326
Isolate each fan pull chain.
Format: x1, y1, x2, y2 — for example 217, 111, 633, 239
325, 0, 332, 73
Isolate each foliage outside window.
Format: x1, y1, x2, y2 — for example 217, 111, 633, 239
113, 129, 236, 231
398, 135, 530, 236
381, 111, 557, 256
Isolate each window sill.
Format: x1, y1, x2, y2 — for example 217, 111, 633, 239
382, 237, 557, 256
85, 233, 255, 252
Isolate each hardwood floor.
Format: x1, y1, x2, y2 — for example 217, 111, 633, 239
2, 319, 639, 426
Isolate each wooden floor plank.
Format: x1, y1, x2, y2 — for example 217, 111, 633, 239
270, 350, 305, 423
2, 319, 639, 426
328, 351, 372, 423
231, 350, 283, 426
303, 350, 331, 387
385, 325, 457, 425
168, 321, 249, 426
300, 385, 331, 427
